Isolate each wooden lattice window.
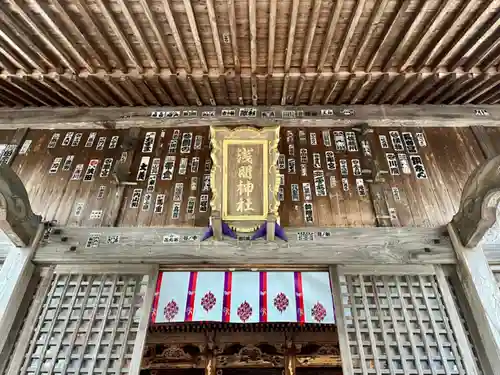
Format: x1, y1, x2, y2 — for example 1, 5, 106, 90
331, 266, 481, 375
6, 266, 157, 375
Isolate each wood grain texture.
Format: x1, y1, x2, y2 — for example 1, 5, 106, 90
6, 126, 500, 228
34, 226, 455, 265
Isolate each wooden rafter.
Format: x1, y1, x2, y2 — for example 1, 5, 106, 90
26, 76, 66, 105
169, 75, 189, 106
434, 73, 476, 104
431, 1, 497, 69
120, 77, 147, 106
308, 75, 322, 105
392, 73, 421, 104
0, 43, 28, 72
407, 73, 440, 104
45, 0, 110, 71
35, 75, 80, 106
414, 0, 482, 71
350, 75, 370, 104
103, 76, 135, 106
477, 83, 500, 104
163, 0, 192, 73
139, 75, 162, 105
94, 0, 143, 72
382, 0, 432, 72
74, 0, 126, 71
281, 0, 300, 104
31, 0, 94, 73
399, 0, 453, 72
301, 0, 322, 72
187, 76, 203, 106
465, 74, 500, 104
378, 75, 406, 104
462, 31, 500, 72
350, 0, 390, 71
203, 76, 216, 106
336, 74, 356, 104
0, 27, 42, 72
321, 75, 340, 105
365, 0, 411, 71
421, 73, 458, 104
267, 0, 277, 74
364, 73, 389, 104
183, 0, 208, 73
0, 9, 55, 71
74, 76, 108, 106
206, 0, 224, 73
333, 0, 367, 72
294, 76, 305, 105
317, 0, 344, 72
6, 0, 77, 73
449, 74, 490, 104
51, 74, 94, 106
116, 0, 159, 72
0, 89, 17, 106
84, 75, 120, 106
249, 0, 257, 104
0, 80, 39, 105
7, 76, 53, 106
151, 76, 174, 105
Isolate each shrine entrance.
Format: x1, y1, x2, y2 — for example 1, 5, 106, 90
141, 270, 341, 375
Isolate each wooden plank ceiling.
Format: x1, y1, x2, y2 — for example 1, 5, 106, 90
0, 0, 499, 107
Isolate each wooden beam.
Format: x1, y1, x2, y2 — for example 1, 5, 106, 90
0, 76, 49, 105
350, 0, 390, 71
0, 8, 55, 71
294, 76, 305, 105
321, 75, 340, 104
121, 77, 148, 106
152, 75, 174, 105
33, 226, 455, 265
74, 0, 126, 71
187, 76, 203, 106
316, 0, 344, 71
308, 75, 321, 105
365, 0, 411, 71
0, 90, 17, 107
399, 0, 453, 72
378, 75, 406, 104
267, 0, 277, 74
95, 0, 143, 72
50, 74, 94, 106
474, 81, 500, 104
284, 0, 300, 73
45, 0, 110, 71
169, 75, 189, 106
449, 73, 492, 104
421, 73, 458, 104
462, 25, 500, 71
34, 75, 79, 106
351, 74, 371, 104
84, 75, 120, 106
202, 75, 216, 106
470, 125, 497, 159
116, 0, 159, 71
364, 73, 389, 104
431, 0, 497, 69
448, 223, 500, 370
16, 76, 60, 105
249, 0, 257, 74
227, 0, 241, 74
334, 0, 367, 72
31, 0, 94, 73
482, 45, 500, 70
281, 74, 290, 105
433, 73, 476, 104
0, 82, 36, 106
2, 105, 500, 128
414, 0, 484, 71
183, 0, 209, 73
206, 0, 224, 74
382, 0, 432, 72
407, 73, 440, 104
102, 76, 135, 106
0, 27, 43, 72
74, 76, 108, 106
392, 73, 421, 104
0, 44, 28, 72
301, 0, 322, 72
336, 74, 356, 104
6, 0, 77, 73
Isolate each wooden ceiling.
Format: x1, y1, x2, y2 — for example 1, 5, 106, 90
0, 0, 499, 107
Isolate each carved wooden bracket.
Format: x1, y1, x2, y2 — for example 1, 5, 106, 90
0, 165, 41, 247
451, 155, 500, 248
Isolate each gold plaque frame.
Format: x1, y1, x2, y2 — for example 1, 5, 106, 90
210, 126, 281, 232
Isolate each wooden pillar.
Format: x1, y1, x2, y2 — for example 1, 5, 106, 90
448, 154, 500, 371
0, 226, 43, 356
448, 223, 500, 371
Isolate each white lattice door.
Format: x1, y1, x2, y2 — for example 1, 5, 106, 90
5, 265, 157, 375
330, 265, 482, 375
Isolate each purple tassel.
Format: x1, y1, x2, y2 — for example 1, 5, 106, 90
275, 223, 288, 241
201, 226, 214, 241
251, 222, 267, 240
222, 221, 237, 239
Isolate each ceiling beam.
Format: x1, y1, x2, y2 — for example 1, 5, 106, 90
333, 0, 367, 72
281, 0, 300, 105
462, 24, 500, 71
227, 0, 243, 104
399, 0, 454, 72
74, 0, 126, 71
420, 73, 458, 104
432, 0, 497, 69
94, 0, 142, 72
84, 75, 120, 106
0, 43, 28, 72
321, 75, 340, 105
350, 0, 390, 71
50, 74, 94, 106
316, 0, 344, 72
102, 76, 135, 106
0, 26, 43, 72
378, 75, 406, 104
392, 73, 421, 104
407, 73, 440, 104
0, 80, 39, 106
468, 76, 500, 104
364, 73, 389, 104
365, 0, 411, 71
434, 72, 476, 104
266, 0, 277, 105
5, 76, 53, 106
449, 73, 492, 104
183, 0, 208, 73
30, 0, 94, 73
382, 0, 432, 72
6, 0, 77, 73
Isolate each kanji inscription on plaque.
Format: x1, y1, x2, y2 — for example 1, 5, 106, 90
223, 141, 267, 219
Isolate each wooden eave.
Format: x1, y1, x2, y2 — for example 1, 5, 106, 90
0, 0, 498, 107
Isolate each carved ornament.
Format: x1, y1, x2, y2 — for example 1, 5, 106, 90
215, 344, 284, 367
210, 126, 281, 232
451, 155, 500, 248
0, 165, 41, 247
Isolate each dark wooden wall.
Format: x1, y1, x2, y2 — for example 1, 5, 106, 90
5, 125, 496, 228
